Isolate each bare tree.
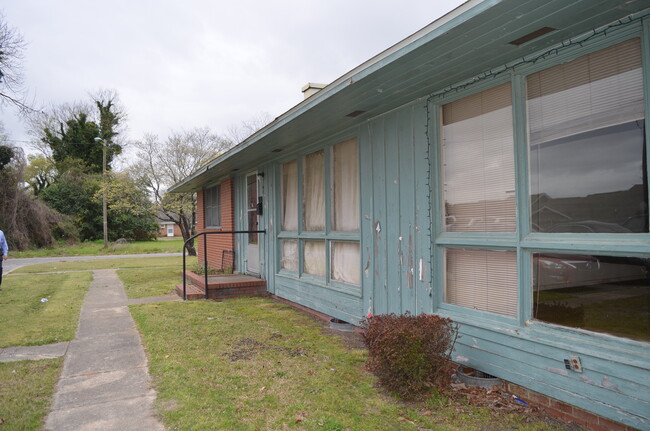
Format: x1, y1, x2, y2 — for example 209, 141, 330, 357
224, 111, 273, 146
132, 127, 231, 255
0, 12, 34, 113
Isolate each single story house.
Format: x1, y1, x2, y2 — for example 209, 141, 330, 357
155, 212, 183, 237
170, 1, 650, 429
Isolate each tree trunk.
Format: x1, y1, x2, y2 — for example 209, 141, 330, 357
178, 214, 196, 256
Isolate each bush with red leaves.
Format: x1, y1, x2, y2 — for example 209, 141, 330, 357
362, 313, 457, 399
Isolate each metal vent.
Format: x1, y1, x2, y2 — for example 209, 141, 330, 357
509, 27, 556, 46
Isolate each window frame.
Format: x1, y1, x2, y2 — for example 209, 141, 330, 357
431, 27, 650, 343
203, 183, 222, 229
276, 137, 362, 294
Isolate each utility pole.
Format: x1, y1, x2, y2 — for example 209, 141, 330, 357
95, 137, 109, 248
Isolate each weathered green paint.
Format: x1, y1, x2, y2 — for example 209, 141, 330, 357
182, 4, 650, 429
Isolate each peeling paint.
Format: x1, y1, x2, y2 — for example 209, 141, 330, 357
393, 179, 398, 184
364, 246, 370, 277
407, 233, 414, 288
419, 259, 424, 281
455, 355, 470, 363
547, 367, 569, 377
601, 377, 622, 393
580, 375, 597, 385
364, 215, 371, 220
375, 221, 381, 233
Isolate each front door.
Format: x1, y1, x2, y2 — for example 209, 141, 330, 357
166, 225, 174, 237
246, 172, 260, 275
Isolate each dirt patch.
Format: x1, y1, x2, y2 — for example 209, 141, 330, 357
225, 336, 311, 361
225, 337, 265, 361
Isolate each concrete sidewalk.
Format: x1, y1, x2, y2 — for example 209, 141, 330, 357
44, 269, 167, 431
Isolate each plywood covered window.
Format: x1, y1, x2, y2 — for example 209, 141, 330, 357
204, 184, 221, 228
279, 139, 361, 287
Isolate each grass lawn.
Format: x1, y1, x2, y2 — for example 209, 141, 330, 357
0, 272, 91, 347
131, 298, 563, 431
11, 239, 184, 258
0, 359, 63, 431
11, 255, 197, 274
119, 266, 182, 298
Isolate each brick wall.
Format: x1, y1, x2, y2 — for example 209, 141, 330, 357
503, 382, 640, 431
196, 179, 235, 271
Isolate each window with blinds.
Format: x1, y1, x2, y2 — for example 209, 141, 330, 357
204, 185, 221, 228
445, 249, 518, 317
527, 38, 647, 233
442, 83, 516, 233
440, 83, 518, 316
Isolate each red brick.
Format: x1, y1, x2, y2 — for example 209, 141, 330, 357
572, 407, 599, 425
550, 400, 574, 415
596, 416, 631, 431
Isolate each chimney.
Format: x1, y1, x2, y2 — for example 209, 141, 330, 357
301, 82, 326, 100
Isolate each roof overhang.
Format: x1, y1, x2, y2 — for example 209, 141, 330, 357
170, 0, 650, 193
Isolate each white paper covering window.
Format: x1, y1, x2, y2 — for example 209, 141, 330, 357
303, 240, 326, 277
331, 242, 360, 285
445, 249, 518, 317
442, 83, 516, 233
281, 161, 298, 231
303, 151, 325, 231
280, 239, 298, 272
332, 139, 360, 232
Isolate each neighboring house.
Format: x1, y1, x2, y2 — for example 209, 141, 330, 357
158, 221, 181, 238
170, 1, 650, 429
156, 213, 182, 237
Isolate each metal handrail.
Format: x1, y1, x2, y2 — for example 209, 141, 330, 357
182, 230, 266, 300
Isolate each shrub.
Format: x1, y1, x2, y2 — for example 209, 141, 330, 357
362, 313, 456, 399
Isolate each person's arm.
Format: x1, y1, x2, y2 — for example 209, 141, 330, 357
0, 232, 7, 260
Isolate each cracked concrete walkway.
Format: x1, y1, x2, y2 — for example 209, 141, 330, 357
43, 269, 167, 431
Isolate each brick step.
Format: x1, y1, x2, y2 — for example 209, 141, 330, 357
175, 284, 204, 300
176, 272, 268, 300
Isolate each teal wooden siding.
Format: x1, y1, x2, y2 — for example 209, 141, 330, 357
230, 12, 649, 430
360, 102, 433, 319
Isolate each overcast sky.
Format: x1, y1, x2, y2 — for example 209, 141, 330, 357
1, 0, 466, 160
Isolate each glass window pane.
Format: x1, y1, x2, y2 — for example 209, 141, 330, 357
442, 83, 516, 232
247, 174, 257, 210
303, 240, 325, 277
527, 39, 648, 233
247, 211, 258, 244
332, 139, 359, 232
303, 151, 325, 231
281, 239, 298, 272
281, 161, 298, 231
331, 241, 360, 285
445, 249, 518, 316
204, 185, 221, 227
533, 253, 649, 342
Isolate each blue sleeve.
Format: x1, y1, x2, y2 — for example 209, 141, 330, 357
0, 231, 7, 256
